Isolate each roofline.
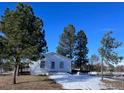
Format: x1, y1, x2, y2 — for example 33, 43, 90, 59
44, 52, 72, 61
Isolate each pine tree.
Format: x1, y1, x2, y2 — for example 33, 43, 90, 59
74, 30, 88, 70
56, 24, 75, 59
98, 31, 123, 80
0, 36, 7, 73
0, 3, 47, 84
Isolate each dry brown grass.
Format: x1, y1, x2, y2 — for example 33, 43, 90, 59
102, 79, 124, 90
0, 75, 62, 90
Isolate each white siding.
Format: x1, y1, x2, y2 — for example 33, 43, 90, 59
29, 52, 72, 75
30, 60, 48, 75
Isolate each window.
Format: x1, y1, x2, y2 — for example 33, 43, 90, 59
51, 62, 55, 69
60, 62, 64, 69
40, 61, 45, 68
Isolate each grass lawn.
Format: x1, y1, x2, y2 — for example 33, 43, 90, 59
0, 75, 62, 90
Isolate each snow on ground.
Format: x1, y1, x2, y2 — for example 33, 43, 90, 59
49, 73, 107, 90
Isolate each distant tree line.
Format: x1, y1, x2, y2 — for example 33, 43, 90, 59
115, 65, 124, 72
90, 64, 124, 72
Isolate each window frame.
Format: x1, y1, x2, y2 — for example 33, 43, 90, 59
51, 61, 55, 69
40, 61, 45, 68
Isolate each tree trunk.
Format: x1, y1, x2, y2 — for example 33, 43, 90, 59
13, 65, 17, 84
0, 66, 2, 74
16, 65, 19, 76
13, 57, 20, 84
101, 58, 103, 80
20, 65, 23, 75
79, 60, 81, 70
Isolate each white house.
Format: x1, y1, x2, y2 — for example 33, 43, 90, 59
29, 52, 72, 75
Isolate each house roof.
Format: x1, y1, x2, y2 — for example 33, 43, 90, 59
44, 52, 72, 62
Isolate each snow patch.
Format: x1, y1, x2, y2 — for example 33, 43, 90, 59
49, 73, 106, 90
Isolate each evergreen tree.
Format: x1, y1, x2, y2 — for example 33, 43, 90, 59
0, 3, 47, 84
0, 36, 7, 73
98, 31, 123, 80
57, 24, 75, 59
74, 30, 88, 70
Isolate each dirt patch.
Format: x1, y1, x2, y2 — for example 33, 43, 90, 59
102, 79, 124, 90
0, 75, 63, 90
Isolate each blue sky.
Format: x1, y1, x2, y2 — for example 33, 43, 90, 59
0, 2, 124, 62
